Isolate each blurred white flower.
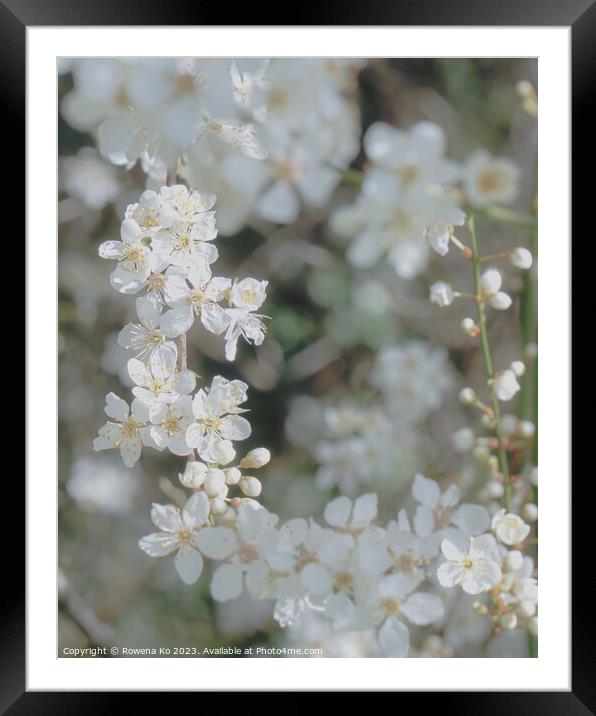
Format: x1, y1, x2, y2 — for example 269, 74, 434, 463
463, 150, 520, 208
61, 147, 119, 210
66, 456, 140, 515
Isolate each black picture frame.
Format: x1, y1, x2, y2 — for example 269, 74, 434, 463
10, 0, 589, 707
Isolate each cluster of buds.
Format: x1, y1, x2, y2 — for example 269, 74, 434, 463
179, 447, 271, 520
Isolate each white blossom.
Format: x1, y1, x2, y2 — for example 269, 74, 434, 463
117, 295, 177, 363
463, 150, 520, 208
93, 393, 157, 467
160, 262, 231, 338
186, 376, 251, 462
491, 509, 531, 545
138, 492, 211, 584
430, 281, 454, 307
437, 535, 502, 595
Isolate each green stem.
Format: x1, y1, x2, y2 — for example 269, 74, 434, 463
477, 205, 537, 229
469, 214, 512, 511
340, 168, 364, 187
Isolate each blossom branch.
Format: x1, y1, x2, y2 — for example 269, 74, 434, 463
469, 214, 512, 511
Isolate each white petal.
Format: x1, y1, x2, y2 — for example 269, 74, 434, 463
400, 593, 444, 625
300, 563, 332, 596
324, 496, 352, 528
182, 491, 211, 529
412, 473, 440, 508
174, 369, 196, 395
256, 181, 300, 224
127, 358, 151, 388
211, 564, 244, 602
160, 304, 194, 338
104, 392, 129, 421
175, 545, 204, 585
437, 561, 465, 589
98, 240, 123, 260
200, 303, 231, 336
351, 493, 377, 526
378, 616, 410, 658
136, 295, 161, 329
441, 538, 465, 562
196, 527, 239, 559
150, 503, 182, 532
219, 414, 252, 441
452, 504, 490, 536
413, 505, 435, 538
119, 434, 142, 467
138, 532, 179, 557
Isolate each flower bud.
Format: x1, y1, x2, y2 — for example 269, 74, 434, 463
493, 369, 520, 402
179, 461, 207, 489
210, 440, 236, 466
489, 291, 512, 310
211, 498, 228, 516
505, 549, 523, 570
511, 360, 526, 376
459, 387, 476, 405
522, 503, 538, 522
205, 468, 226, 497
452, 427, 475, 452
239, 448, 271, 469
500, 413, 517, 435
510, 247, 533, 269
487, 455, 499, 473
460, 317, 478, 336
239, 476, 262, 498
224, 467, 242, 485
520, 600, 536, 618
517, 420, 535, 438
480, 268, 502, 296
430, 281, 454, 307
487, 480, 504, 498
499, 613, 518, 630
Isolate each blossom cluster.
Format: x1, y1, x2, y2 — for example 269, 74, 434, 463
310, 341, 452, 494
330, 121, 520, 279
92, 185, 275, 588
172, 472, 535, 657
61, 58, 362, 235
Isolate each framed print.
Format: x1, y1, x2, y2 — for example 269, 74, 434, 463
11, 0, 589, 706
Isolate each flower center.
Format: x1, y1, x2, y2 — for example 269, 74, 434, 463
276, 160, 298, 182
139, 212, 159, 230
381, 597, 400, 615
163, 418, 180, 435
463, 559, 474, 570
237, 544, 258, 562
478, 169, 503, 193
337, 571, 353, 587
434, 506, 454, 530
398, 554, 415, 572
177, 528, 192, 544
401, 163, 420, 184
200, 417, 221, 431
190, 289, 205, 308
147, 330, 165, 346
121, 416, 138, 438
241, 288, 258, 305
269, 88, 288, 110
147, 273, 166, 291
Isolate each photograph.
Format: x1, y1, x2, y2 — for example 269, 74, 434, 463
56, 56, 540, 660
